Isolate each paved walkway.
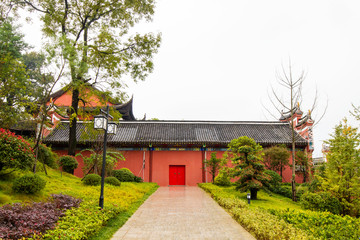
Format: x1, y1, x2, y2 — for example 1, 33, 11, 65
111, 186, 255, 240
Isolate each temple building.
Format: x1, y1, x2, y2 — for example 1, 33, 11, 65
43, 87, 314, 186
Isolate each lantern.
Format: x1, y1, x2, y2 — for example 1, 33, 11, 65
107, 122, 117, 135
94, 115, 107, 130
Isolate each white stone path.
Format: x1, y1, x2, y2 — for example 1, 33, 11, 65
111, 186, 255, 240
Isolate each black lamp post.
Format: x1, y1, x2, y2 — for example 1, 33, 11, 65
94, 105, 117, 209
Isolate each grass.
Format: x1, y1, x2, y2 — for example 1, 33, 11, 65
0, 164, 159, 239
214, 184, 302, 210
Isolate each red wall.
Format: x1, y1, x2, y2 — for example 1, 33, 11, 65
54, 149, 307, 185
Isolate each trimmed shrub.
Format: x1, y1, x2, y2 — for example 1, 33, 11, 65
112, 168, 135, 182
0, 194, 81, 240
83, 174, 101, 186
214, 172, 231, 186
59, 155, 78, 174
12, 173, 46, 194
134, 176, 144, 183
269, 208, 360, 239
105, 176, 121, 186
0, 128, 34, 172
300, 191, 341, 215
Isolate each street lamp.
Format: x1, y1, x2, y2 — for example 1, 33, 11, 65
93, 105, 117, 209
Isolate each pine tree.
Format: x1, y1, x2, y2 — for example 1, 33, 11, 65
228, 136, 270, 200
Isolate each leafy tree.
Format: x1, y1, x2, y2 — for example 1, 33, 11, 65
320, 119, 360, 216
18, 0, 162, 156
204, 152, 225, 183
228, 136, 270, 200
263, 145, 290, 179
0, 19, 31, 128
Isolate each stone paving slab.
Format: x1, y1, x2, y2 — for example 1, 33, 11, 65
111, 186, 255, 240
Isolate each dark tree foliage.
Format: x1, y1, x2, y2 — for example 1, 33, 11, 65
228, 136, 271, 200
295, 150, 311, 183
263, 145, 290, 179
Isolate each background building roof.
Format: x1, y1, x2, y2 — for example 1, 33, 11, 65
44, 120, 308, 148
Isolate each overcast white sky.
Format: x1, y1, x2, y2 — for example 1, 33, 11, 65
19, 0, 360, 157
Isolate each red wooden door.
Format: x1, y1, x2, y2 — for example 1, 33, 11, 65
169, 165, 185, 185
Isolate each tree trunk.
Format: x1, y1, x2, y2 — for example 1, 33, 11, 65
68, 88, 80, 156
250, 188, 258, 200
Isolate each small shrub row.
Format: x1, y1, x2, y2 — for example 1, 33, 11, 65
83, 174, 122, 186
0, 194, 81, 240
199, 183, 311, 240
12, 173, 46, 194
269, 208, 360, 240
300, 191, 341, 214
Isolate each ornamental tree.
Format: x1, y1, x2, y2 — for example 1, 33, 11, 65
321, 119, 360, 216
228, 136, 270, 200
17, 0, 162, 156
263, 145, 290, 180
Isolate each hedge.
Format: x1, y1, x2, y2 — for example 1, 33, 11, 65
199, 183, 311, 240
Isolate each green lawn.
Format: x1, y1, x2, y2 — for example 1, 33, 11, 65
216, 185, 302, 210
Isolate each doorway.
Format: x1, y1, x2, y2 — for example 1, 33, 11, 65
169, 165, 185, 185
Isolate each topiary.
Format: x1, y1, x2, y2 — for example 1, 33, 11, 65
59, 155, 78, 174
214, 172, 231, 186
0, 128, 34, 172
83, 174, 101, 186
112, 168, 135, 182
12, 174, 46, 194
105, 176, 121, 186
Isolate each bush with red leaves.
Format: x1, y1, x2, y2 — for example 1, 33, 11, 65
0, 194, 82, 239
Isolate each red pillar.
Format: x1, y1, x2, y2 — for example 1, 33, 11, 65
149, 150, 153, 182
201, 151, 205, 182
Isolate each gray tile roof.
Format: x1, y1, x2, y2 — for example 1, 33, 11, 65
44, 120, 308, 148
